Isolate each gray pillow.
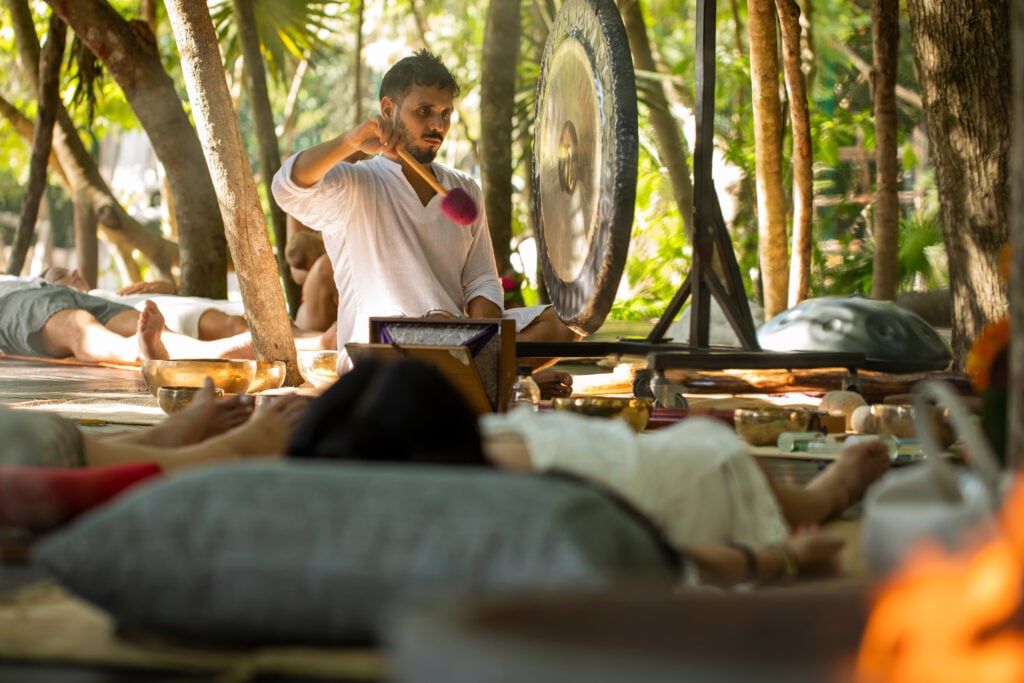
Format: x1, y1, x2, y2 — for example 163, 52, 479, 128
33, 461, 676, 645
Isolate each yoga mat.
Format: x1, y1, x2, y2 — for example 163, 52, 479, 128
0, 580, 386, 681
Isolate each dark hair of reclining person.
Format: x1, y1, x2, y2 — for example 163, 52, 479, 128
286, 357, 488, 466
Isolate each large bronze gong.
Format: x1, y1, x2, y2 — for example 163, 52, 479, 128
533, 0, 638, 335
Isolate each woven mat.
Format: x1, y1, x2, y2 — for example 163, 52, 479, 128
0, 580, 386, 681
8, 397, 163, 427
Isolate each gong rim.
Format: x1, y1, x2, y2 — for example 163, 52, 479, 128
532, 0, 638, 335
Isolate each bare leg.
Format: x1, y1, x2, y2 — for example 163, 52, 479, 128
137, 301, 255, 360
105, 379, 255, 448
35, 302, 253, 365
196, 310, 250, 341
137, 301, 170, 360
38, 309, 145, 363
83, 394, 309, 472
769, 438, 891, 526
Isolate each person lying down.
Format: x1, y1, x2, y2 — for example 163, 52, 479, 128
1, 356, 890, 588
285, 357, 892, 588
481, 409, 889, 587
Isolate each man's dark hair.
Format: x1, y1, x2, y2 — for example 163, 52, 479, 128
379, 49, 460, 103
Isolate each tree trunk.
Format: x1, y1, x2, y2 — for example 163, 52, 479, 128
1010, 0, 1024, 466
869, 0, 900, 302
747, 0, 789, 318
8, 13, 64, 277
480, 0, 521, 272
776, 0, 813, 307
5, 0, 179, 282
165, 0, 300, 383
619, 0, 695, 237
905, 0, 1010, 368
44, 0, 229, 298
0, 95, 66, 186
0, 91, 178, 282
233, 0, 301, 317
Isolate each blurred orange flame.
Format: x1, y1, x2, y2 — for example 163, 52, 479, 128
856, 476, 1024, 683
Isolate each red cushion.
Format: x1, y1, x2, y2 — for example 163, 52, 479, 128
0, 462, 163, 531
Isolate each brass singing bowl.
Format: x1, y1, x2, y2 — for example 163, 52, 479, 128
157, 385, 224, 415
248, 360, 288, 393
551, 396, 654, 432
297, 350, 340, 388
141, 359, 257, 396
869, 404, 916, 440
733, 407, 813, 447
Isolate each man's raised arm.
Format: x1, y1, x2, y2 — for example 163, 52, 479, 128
289, 115, 397, 188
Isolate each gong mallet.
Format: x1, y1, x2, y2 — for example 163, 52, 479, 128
395, 145, 479, 226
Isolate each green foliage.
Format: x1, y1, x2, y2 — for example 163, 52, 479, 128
210, 0, 345, 86
610, 143, 690, 320
0, 0, 942, 318
897, 207, 946, 290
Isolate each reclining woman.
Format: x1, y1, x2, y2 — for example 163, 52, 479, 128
286, 357, 891, 588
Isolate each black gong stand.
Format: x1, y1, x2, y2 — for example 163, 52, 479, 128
517, 0, 869, 388
644, 0, 759, 349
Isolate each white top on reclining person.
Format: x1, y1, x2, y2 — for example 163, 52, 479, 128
42, 267, 247, 341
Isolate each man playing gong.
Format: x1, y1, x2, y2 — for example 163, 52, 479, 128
272, 49, 577, 394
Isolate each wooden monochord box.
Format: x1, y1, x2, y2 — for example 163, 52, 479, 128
345, 317, 516, 414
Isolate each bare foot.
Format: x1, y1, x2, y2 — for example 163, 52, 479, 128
807, 438, 891, 516
787, 526, 845, 577
137, 301, 170, 360
142, 379, 255, 447
535, 369, 573, 399
223, 394, 309, 457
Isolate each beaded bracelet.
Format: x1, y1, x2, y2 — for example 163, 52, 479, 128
728, 542, 759, 583
769, 543, 799, 580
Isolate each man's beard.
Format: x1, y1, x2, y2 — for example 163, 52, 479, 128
396, 121, 441, 163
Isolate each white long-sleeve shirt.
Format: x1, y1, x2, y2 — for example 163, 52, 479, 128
272, 154, 505, 352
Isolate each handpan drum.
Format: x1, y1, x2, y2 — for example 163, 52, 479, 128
533, 0, 638, 335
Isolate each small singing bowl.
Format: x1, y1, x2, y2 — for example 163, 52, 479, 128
157, 385, 224, 414
297, 350, 340, 388
733, 407, 813, 447
551, 396, 654, 432
141, 358, 256, 396
248, 360, 287, 393
869, 404, 916, 439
